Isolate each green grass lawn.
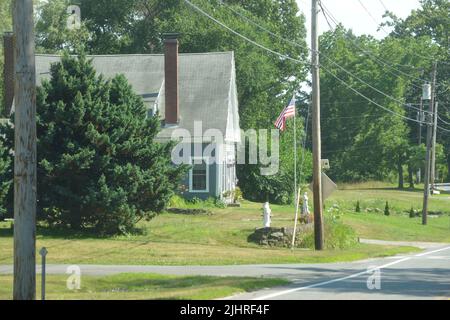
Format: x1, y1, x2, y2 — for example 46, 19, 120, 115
326, 182, 450, 243
0, 273, 288, 300
0, 182, 448, 266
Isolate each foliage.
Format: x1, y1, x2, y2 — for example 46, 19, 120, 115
35, 0, 90, 53
384, 201, 390, 216
355, 200, 361, 213
300, 216, 358, 250
383, 0, 450, 179
0, 136, 12, 218
168, 195, 226, 209
0, 0, 12, 116
238, 116, 313, 204
0, 54, 187, 234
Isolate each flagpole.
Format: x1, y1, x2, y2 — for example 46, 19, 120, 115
291, 95, 300, 249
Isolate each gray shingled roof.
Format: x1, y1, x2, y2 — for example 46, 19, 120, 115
34, 52, 240, 142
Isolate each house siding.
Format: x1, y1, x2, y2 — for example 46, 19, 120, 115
179, 142, 218, 201
177, 142, 236, 201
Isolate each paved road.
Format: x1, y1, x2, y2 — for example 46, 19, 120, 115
1, 241, 449, 300
231, 244, 450, 300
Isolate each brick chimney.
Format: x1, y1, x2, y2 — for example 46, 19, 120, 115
3, 32, 14, 117
164, 33, 180, 125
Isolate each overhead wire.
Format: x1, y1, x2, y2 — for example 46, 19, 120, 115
184, 0, 449, 129
357, 0, 450, 65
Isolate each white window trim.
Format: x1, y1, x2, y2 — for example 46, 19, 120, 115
189, 156, 210, 193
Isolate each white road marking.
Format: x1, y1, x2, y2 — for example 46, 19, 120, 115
253, 246, 450, 300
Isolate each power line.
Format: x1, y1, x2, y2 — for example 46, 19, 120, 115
321, 53, 420, 108
184, 0, 428, 127
356, 0, 390, 35
222, 1, 427, 117
183, 0, 305, 65
378, 0, 388, 12
320, 1, 420, 71
321, 2, 450, 100
320, 1, 431, 89
354, 0, 450, 66
223, 3, 310, 62
322, 145, 377, 155
320, 65, 425, 124
438, 114, 450, 126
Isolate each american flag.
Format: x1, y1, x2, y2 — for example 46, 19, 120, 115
274, 96, 296, 131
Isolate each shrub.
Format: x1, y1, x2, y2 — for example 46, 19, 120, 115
300, 217, 358, 250
168, 195, 226, 209
355, 200, 361, 213
234, 187, 243, 202
168, 195, 187, 209
384, 201, 390, 216
409, 207, 415, 218
223, 187, 244, 203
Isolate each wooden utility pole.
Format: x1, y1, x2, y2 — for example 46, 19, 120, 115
422, 110, 432, 226
431, 101, 439, 189
13, 0, 37, 300
429, 62, 437, 195
422, 62, 437, 226
417, 98, 423, 184
311, 0, 324, 250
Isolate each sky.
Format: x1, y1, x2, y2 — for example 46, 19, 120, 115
297, 0, 422, 43
296, 0, 423, 91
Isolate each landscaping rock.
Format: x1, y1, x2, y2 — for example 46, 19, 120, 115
270, 232, 284, 239
166, 208, 212, 215
227, 203, 241, 208
248, 225, 314, 248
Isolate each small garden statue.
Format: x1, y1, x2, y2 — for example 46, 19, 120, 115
263, 202, 271, 228
301, 192, 310, 216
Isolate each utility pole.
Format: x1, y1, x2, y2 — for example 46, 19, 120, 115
13, 0, 37, 300
429, 62, 438, 193
311, 0, 324, 250
422, 110, 432, 226
417, 98, 423, 184
422, 62, 437, 226
431, 101, 438, 189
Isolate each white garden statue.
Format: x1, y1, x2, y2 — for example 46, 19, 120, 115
263, 202, 271, 228
301, 192, 310, 216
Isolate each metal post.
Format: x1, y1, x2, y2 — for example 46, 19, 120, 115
311, 0, 324, 250
39, 247, 48, 300
13, 0, 37, 300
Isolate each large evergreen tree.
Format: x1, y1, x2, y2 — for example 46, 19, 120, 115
1, 54, 187, 234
